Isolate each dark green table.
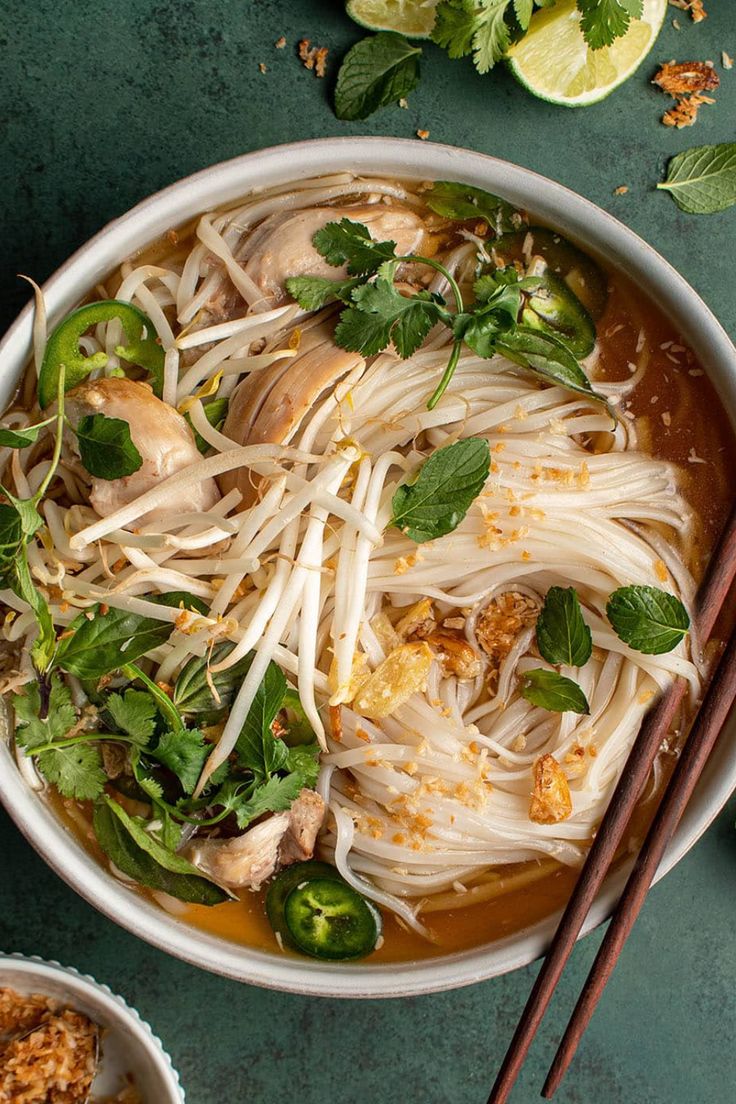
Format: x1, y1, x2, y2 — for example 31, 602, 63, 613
1, 3, 735, 1101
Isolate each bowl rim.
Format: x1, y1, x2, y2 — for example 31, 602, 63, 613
0, 952, 185, 1100
1, 136, 735, 999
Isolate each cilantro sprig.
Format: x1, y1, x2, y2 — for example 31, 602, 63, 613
285, 214, 610, 413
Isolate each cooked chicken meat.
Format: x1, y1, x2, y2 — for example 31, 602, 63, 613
218, 321, 365, 505
187, 789, 326, 890
65, 377, 220, 525
243, 202, 427, 307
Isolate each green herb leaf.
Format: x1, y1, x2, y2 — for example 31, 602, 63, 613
606, 585, 690, 655
432, 0, 512, 74
283, 742, 321, 788
173, 644, 255, 719
0, 418, 55, 449
312, 218, 398, 276
657, 143, 736, 216
236, 660, 288, 776
513, 0, 534, 28
424, 180, 518, 233
92, 796, 229, 905
577, 0, 642, 50
390, 437, 490, 543
230, 772, 305, 831
0, 503, 23, 562
105, 689, 158, 745
285, 275, 363, 312
37, 743, 107, 800
334, 32, 422, 121
338, 278, 441, 359
495, 326, 612, 414
76, 414, 143, 480
13, 675, 77, 751
536, 587, 592, 668
152, 727, 208, 794
2, 548, 56, 673
520, 668, 590, 714
55, 592, 207, 679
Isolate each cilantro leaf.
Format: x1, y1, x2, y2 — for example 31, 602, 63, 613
606, 586, 690, 655
76, 413, 143, 481
433, 0, 512, 75
577, 0, 643, 50
230, 772, 305, 830
312, 219, 397, 276
391, 437, 491, 543
13, 675, 77, 751
334, 32, 422, 121
151, 727, 209, 794
345, 278, 441, 359
536, 587, 592, 668
105, 689, 157, 745
283, 742, 321, 789
513, 0, 534, 28
285, 274, 363, 312
37, 743, 107, 800
236, 661, 288, 776
520, 669, 590, 714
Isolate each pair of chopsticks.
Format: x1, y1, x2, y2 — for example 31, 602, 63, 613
488, 503, 736, 1103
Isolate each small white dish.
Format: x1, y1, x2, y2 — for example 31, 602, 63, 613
0, 953, 184, 1102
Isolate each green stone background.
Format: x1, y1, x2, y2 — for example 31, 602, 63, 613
1, 2, 735, 1101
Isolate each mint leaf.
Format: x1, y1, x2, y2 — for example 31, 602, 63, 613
0, 417, 55, 449
424, 179, 517, 233
520, 669, 590, 714
334, 32, 421, 121
93, 796, 228, 905
577, 0, 642, 50
657, 143, 736, 216
285, 274, 363, 311
37, 743, 107, 800
152, 726, 208, 794
347, 278, 441, 358
76, 413, 143, 480
14, 675, 77, 750
536, 587, 592, 668
236, 661, 288, 775
391, 437, 490, 543
606, 586, 690, 655
105, 689, 157, 745
312, 219, 397, 275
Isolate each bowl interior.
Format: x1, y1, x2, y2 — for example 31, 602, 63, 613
1, 138, 735, 998
0, 955, 183, 1100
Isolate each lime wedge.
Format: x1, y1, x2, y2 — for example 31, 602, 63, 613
345, 0, 439, 38
507, 0, 667, 107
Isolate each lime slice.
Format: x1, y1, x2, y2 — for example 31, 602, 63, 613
345, 0, 439, 38
507, 0, 667, 107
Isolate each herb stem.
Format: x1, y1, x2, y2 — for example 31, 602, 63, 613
33, 366, 66, 504
426, 339, 463, 410
25, 731, 135, 755
122, 662, 184, 732
400, 254, 465, 313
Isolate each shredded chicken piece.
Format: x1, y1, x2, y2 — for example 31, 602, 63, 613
529, 755, 573, 824
187, 789, 325, 889
654, 60, 719, 96
65, 378, 220, 525
219, 321, 365, 505
475, 592, 539, 686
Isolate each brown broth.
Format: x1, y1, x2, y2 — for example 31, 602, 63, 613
27, 198, 736, 966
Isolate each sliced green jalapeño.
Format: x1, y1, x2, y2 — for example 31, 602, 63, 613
39, 300, 164, 408
522, 273, 596, 358
283, 877, 382, 961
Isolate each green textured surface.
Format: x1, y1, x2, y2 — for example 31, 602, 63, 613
1, 2, 735, 1102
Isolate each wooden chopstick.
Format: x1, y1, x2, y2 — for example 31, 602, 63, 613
487, 502, 736, 1104
542, 614, 736, 1096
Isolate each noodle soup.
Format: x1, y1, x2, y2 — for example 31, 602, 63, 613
1, 174, 732, 964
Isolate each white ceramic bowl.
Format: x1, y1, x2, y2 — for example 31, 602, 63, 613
0, 953, 184, 1100
1, 138, 735, 998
